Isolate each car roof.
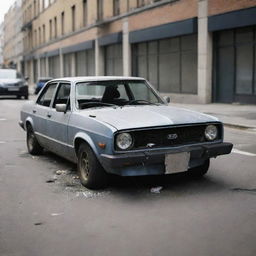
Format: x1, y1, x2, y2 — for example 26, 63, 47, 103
38, 77, 53, 80
0, 69, 17, 72
50, 76, 145, 83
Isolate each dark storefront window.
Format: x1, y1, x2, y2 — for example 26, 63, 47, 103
75, 49, 95, 76
132, 34, 197, 94
49, 56, 60, 78
64, 53, 73, 77
105, 44, 123, 76
214, 26, 256, 104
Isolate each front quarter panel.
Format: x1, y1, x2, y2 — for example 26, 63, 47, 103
67, 111, 117, 163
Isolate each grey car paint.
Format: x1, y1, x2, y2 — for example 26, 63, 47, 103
19, 76, 232, 177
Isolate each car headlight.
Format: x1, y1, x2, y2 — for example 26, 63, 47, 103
205, 125, 218, 141
116, 132, 133, 150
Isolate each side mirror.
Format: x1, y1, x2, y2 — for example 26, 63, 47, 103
56, 104, 67, 113
25, 76, 29, 81
163, 96, 170, 103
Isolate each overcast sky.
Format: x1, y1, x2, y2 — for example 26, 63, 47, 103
0, 0, 16, 24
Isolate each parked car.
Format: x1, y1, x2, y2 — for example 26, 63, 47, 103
0, 69, 29, 99
34, 77, 53, 95
19, 76, 233, 189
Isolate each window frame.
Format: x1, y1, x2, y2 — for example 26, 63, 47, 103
52, 82, 71, 111
36, 82, 59, 107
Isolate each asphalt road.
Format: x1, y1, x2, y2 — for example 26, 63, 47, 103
0, 97, 256, 256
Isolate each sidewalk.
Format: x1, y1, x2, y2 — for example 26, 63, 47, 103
171, 103, 256, 130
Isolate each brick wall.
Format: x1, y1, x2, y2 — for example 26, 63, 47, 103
209, 0, 256, 16
129, 0, 197, 31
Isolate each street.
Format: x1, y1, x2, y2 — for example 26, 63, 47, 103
0, 97, 256, 256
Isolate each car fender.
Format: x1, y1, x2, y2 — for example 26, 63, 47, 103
73, 132, 99, 157
25, 116, 34, 131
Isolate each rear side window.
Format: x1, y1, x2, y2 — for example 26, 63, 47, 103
37, 83, 58, 107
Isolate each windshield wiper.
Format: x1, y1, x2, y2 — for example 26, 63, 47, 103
80, 102, 118, 109
126, 99, 158, 105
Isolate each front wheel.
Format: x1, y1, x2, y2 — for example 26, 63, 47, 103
77, 143, 108, 189
26, 126, 43, 155
188, 159, 210, 177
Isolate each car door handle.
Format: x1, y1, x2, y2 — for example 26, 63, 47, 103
33, 110, 36, 113
47, 114, 52, 118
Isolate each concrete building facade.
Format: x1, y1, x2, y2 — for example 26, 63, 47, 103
0, 23, 4, 67
20, 0, 256, 104
3, 0, 24, 72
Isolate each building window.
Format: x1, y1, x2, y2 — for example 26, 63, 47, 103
75, 49, 95, 76
54, 16, 57, 38
39, 27, 41, 44
49, 56, 60, 78
34, 29, 37, 47
113, 0, 120, 16
61, 11, 65, 35
71, 5, 76, 32
49, 19, 52, 40
137, 0, 145, 8
83, 0, 87, 26
34, 0, 37, 17
42, 24, 46, 43
214, 26, 256, 103
132, 35, 198, 94
97, 0, 103, 21
105, 44, 123, 76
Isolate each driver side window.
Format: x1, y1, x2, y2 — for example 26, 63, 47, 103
37, 83, 58, 107
53, 83, 71, 110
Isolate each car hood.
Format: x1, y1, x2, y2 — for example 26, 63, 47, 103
82, 105, 219, 130
0, 78, 22, 85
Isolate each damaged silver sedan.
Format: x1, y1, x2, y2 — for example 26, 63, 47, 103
19, 77, 233, 189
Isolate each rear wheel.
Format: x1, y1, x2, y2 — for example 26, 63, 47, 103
16, 95, 21, 99
77, 143, 108, 189
24, 95, 29, 100
188, 159, 210, 177
26, 125, 43, 155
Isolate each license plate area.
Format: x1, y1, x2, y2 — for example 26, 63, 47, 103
165, 152, 190, 174
8, 87, 19, 91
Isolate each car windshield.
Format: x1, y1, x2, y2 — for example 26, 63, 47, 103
0, 70, 22, 79
75, 80, 163, 109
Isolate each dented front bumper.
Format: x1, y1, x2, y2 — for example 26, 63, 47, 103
100, 142, 233, 176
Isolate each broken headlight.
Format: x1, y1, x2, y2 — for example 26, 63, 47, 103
205, 125, 218, 141
116, 132, 133, 150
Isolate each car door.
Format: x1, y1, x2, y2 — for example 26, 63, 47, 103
32, 82, 58, 147
46, 82, 71, 158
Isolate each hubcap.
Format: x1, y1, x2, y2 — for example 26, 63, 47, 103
80, 152, 90, 181
28, 132, 34, 150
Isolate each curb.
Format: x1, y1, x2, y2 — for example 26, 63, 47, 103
223, 123, 256, 131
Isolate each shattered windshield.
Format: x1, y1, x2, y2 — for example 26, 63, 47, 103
75, 80, 163, 109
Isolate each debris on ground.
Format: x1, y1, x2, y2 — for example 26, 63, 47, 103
51, 212, 64, 216
56, 169, 68, 175
150, 186, 163, 194
74, 190, 110, 199
46, 178, 56, 183
34, 222, 44, 226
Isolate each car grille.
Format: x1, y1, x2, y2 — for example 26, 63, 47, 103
115, 123, 222, 151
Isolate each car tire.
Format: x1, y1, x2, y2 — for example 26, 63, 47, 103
77, 143, 108, 189
16, 95, 21, 99
188, 159, 210, 177
26, 125, 43, 155
24, 95, 29, 100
